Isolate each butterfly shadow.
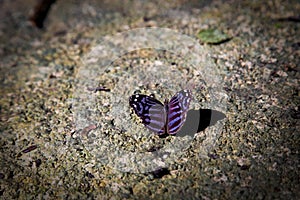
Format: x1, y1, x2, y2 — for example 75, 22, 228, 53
175, 109, 226, 137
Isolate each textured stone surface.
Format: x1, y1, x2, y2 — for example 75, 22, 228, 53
0, 0, 299, 199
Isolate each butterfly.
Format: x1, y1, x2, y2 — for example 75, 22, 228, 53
129, 90, 192, 135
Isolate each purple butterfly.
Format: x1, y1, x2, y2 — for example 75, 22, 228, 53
129, 90, 192, 135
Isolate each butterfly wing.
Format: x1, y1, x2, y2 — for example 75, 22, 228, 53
129, 94, 166, 135
167, 90, 192, 135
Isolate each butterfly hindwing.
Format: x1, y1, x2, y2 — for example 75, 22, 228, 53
129, 94, 166, 134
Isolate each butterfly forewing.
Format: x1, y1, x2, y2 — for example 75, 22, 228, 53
167, 90, 192, 135
129, 94, 166, 134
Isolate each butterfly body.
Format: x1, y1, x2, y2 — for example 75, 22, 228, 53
129, 90, 192, 135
